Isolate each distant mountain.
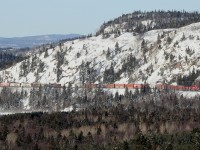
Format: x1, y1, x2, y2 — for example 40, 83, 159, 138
0, 34, 82, 48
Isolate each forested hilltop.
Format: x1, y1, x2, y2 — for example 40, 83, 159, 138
97, 10, 200, 35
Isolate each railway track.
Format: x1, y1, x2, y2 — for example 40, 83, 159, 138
0, 82, 199, 92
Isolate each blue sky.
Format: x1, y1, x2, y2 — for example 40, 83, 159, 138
0, 0, 200, 37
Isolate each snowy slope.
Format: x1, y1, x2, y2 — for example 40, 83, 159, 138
1, 22, 200, 86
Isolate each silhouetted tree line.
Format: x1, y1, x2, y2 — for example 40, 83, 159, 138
0, 47, 13, 51
0, 52, 26, 70
97, 10, 200, 35
177, 68, 200, 86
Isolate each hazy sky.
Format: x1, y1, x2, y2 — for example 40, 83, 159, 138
0, 0, 200, 37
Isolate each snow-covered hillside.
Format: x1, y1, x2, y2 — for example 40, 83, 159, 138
1, 22, 200, 86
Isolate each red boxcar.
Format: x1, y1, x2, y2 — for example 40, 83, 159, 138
0, 82, 10, 87
156, 84, 164, 90
125, 84, 134, 89
179, 86, 185, 91
196, 86, 200, 91
85, 83, 98, 88
191, 86, 200, 91
134, 84, 144, 89
105, 84, 115, 88
170, 85, 177, 91
182, 86, 188, 91
169, 85, 173, 90
115, 84, 125, 88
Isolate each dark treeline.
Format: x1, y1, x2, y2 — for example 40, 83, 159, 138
0, 52, 27, 71
0, 47, 13, 51
97, 10, 200, 35
0, 91, 200, 149
177, 68, 200, 86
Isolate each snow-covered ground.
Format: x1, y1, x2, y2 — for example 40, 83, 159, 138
177, 91, 200, 98
0, 104, 81, 116
1, 22, 200, 91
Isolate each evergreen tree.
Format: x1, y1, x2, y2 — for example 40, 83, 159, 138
106, 48, 111, 59
115, 42, 120, 54
44, 49, 49, 58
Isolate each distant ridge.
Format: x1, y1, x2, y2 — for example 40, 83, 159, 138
0, 34, 82, 48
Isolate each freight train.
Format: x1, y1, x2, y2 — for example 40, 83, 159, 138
0, 82, 61, 88
0, 82, 199, 91
84, 83, 200, 91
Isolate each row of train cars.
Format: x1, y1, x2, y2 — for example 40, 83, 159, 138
0, 82, 199, 91
0, 82, 62, 88
85, 83, 200, 91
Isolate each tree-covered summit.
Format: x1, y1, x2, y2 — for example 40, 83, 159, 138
97, 10, 200, 35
